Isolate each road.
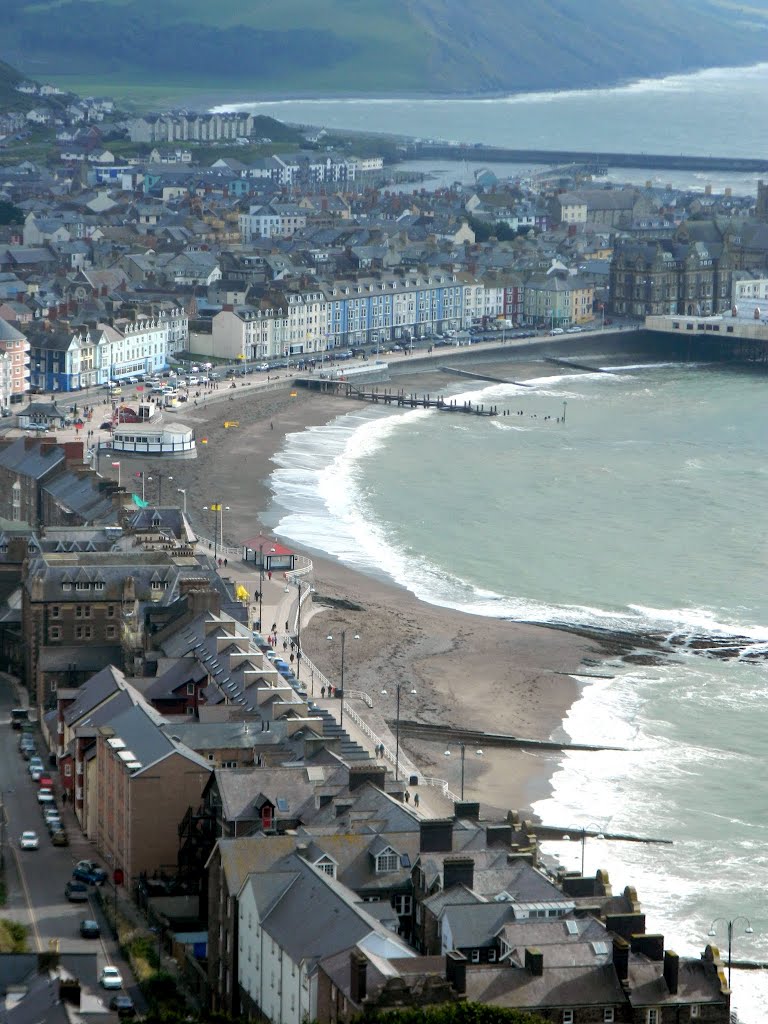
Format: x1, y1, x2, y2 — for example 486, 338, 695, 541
0, 674, 144, 1011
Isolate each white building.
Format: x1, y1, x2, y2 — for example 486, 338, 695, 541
98, 309, 185, 380
237, 854, 414, 1024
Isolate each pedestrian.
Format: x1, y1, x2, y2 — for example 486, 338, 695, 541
321, 685, 326, 698
414, 793, 420, 808
62, 789, 68, 805
271, 622, 277, 632
290, 653, 295, 664
224, 558, 228, 568
283, 639, 288, 651
270, 421, 274, 430
268, 570, 272, 581
404, 790, 410, 804
218, 558, 222, 567
285, 620, 289, 632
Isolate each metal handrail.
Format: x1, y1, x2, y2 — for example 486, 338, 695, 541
345, 689, 373, 708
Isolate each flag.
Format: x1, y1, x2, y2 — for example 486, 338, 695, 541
134, 471, 143, 478
132, 495, 149, 509
111, 461, 120, 467
235, 584, 250, 601
210, 503, 222, 511
201, 438, 208, 444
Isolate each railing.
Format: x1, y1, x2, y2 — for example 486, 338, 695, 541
345, 689, 373, 708
195, 535, 242, 560
297, 651, 334, 697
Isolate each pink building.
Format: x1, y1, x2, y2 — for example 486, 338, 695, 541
0, 318, 30, 403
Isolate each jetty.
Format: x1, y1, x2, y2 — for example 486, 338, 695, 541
545, 357, 605, 373
395, 721, 624, 753
439, 366, 532, 386
295, 379, 503, 415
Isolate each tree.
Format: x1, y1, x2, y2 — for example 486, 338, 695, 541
0, 201, 23, 226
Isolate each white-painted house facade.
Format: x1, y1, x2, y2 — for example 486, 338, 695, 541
237, 856, 414, 1024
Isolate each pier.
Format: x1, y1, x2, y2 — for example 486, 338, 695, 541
294, 378, 503, 415
395, 721, 625, 753
405, 142, 768, 174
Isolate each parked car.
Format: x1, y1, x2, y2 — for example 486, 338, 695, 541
65, 881, 89, 902
256, 363, 270, 371
51, 829, 69, 846
99, 966, 123, 990
19, 831, 39, 850
37, 787, 55, 805
28, 756, 44, 775
549, 328, 565, 335
39, 774, 53, 789
73, 859, 108, 885
79, 919, 101, 939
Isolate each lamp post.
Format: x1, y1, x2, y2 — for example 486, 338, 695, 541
176, 487, 187, 514
293, 578, 311, 681
326, 630, 360, 728
381, 684, 417, 782
708, 916, 754, 988
443, 743, 483, 800
562, 823, 605, 876
147, 471, 173, 504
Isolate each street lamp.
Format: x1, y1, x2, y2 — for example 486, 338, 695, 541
708, 916, 754, 988
381, 684, 417, 782
443, 743, 483, 800
326, 630, 360, 728
561, 823, 605, 876
293, 578, 311, 681
147, 472, 173, 504
176, 487, 187, 514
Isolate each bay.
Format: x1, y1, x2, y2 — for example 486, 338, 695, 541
267, 360, 768, 1023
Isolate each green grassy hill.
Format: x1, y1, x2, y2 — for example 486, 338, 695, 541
3, 0, 768, 103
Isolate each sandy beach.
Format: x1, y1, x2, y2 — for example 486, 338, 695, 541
108, 357, 610, 817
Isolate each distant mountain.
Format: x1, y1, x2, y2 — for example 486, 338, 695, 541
3, 0, 768, 101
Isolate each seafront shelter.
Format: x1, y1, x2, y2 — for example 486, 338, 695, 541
242, 534, 295, 573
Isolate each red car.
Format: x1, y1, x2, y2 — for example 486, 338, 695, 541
38, 774, 53, 789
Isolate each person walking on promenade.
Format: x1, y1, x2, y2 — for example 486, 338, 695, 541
321, 686, 326, 698
413, 793, 420, 808
404, 791, 410, 804
283, 639, 288, 651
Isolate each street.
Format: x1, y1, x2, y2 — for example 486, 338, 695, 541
0, 673, 143, 1010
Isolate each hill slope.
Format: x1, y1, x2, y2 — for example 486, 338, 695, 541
3, 0, 768, 99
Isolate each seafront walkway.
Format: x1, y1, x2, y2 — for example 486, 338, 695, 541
207, 553, 456, 818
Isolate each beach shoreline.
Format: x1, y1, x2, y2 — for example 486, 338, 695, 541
141, 358, 613, 817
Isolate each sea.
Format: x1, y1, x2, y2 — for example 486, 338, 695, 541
265, 358, 768, 1022
240, 60, 768, 1020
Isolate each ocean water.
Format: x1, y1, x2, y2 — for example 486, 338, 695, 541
212, 61, 768, 161
267, 361, 768, 1022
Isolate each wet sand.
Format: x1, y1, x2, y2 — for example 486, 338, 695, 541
126, 360, 608, 816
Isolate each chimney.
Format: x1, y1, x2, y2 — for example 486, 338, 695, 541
663, 950, 679, 995
606, 912, 646, 941
613, 937, 630, 984
631, 933, 665, 961
524, 947, 544, 977
59, 978, 81, 1007
348, 764, 387, 791
445, 951, 467, 995
454, 800, 480, 820
443, 857, 474, 891
486, 824, 512, 847
350, 950, 367, 1004
419, 819, 453, 853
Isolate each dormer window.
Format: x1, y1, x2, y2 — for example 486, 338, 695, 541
315, 856, 336, 878
375, 849, 399, 873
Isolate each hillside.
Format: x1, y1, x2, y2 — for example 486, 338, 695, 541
3, 0, 768, 101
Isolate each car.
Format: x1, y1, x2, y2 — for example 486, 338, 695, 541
30, 766, 43, 782
256, 363, 270, 371
549, 328, 565, 335
99, 420, 113, 430
79, 918, 101, 939
566, 326, 583, 333
109, 994, 136, 1018
73, 859, 108, 884
28, 756, 44, 774
39, 773, 53, 789
51, 828, 69, 846
44, 809, 62, 827
19, 741, 36, 759
104, 381, 118, 390
37, 787, 55, 805
65, 881, 89, 902
99, 966, 123, 990
125, 377, 139, 384
19, 831, 39, 850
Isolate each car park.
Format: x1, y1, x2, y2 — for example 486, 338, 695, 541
100, 966, 123, 990
79, 919, 101, 939
19, 831, 39, 850
65, 881, 89, 902
110, 994, 136, 1018
37, 787, 55, 805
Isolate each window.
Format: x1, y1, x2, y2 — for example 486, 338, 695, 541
604, 1011, 615, 1023
488, 949, 497, 962
647, 1011, 659, 1024
315, 857, 336, 878
187, 682, 195, 695
64, 764, 72, 777
51, 605, 60, 618
107, 605, 115, 618
49, 626, 61, 641
62, 583, 71, 591
106, 625, 116, 639
376, 851, 399, 873
393, 894, 412, 916
470, 950, 480, 963
562, 1013, 574, 1024
690, 1009, 700, 1020
76, 581, 89, 591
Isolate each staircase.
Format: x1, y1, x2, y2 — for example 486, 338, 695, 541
310, 704, 372, 762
